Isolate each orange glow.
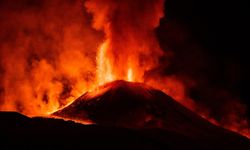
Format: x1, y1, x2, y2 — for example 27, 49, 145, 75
127, 68, 133, 82
86, 0, 164, 87
96, 40, 114, 85
0, 0, 165, 116
0, 0, 249, 139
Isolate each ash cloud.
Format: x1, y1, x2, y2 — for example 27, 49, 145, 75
85, 0, 165, 82
0, 0, 102, 115
154, 0, 250, 136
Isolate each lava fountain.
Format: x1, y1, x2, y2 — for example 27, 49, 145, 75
85, 0, 165, 85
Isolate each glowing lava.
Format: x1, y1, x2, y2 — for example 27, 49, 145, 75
96, 41, 114, 85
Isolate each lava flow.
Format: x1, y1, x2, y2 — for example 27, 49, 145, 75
0, 0, 249, 139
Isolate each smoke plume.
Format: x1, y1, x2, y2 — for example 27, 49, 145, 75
0, 0, 101, 115
85, 0, 164, 84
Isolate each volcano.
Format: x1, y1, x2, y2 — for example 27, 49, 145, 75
53, 80, 250, 143
53, 80, 212, 133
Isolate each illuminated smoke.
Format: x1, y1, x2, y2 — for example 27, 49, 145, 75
0, 0, 101, 115
85, 0, 164, 84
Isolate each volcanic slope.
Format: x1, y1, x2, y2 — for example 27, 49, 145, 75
53, 80, 250, 148
1, 80, 250, 149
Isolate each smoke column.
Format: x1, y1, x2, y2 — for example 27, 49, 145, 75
85, 0, 165, 84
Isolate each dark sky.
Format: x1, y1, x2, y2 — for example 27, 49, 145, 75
158, 0, 250, 118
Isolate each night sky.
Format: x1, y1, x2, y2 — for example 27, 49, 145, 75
159, 0, 250, 118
